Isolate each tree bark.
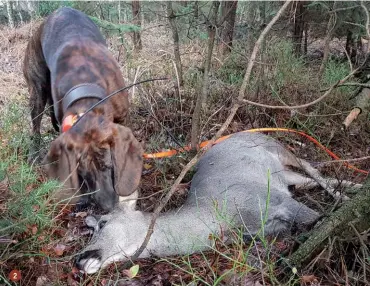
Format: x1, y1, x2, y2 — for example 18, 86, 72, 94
345, 30, 353, 57
289, 177, 370, 268
132, 0, 142, 52
292, 1, 306, 55
303, 22, 308, 56
220, 0, 238, 55
6, 0, 14, 29
191, 1, 220, 149
167, 2, 183, 87
246, 1, 256, 56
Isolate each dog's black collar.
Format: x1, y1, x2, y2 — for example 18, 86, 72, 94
55, 83, 106, 125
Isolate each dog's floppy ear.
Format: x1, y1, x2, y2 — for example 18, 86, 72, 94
42, 136, 81, 203
110, 125, 143, 197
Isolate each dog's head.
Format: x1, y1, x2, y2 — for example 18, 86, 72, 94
42, 114, 143, 211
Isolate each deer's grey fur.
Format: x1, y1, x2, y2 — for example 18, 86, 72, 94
76, 132, 322, 274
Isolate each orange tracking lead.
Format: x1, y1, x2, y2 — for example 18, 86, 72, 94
142, 128, 369, 176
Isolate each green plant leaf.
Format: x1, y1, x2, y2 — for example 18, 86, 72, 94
129, 264, 140, 278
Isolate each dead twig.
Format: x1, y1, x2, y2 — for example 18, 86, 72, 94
240, 68, 359, 110
318, 156, 370, 166
349, 222, 369, 285
343, 107, 362, 129
320, 82, 370, 92
125, 0, 293, 266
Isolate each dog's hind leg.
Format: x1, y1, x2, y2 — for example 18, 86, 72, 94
23, 23, 52, 163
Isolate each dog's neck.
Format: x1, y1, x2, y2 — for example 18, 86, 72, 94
55, 83, 106, 126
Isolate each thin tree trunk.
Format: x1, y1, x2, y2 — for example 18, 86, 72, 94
194, 1, 199, 19
246, 1, 256, 56
124, 6, 128, 22
132, 0, 142, 52
255, 1, 267, 101
292, 1, 306, 55
353, 36, 361, 64
220, 0, 238, 55
167, 2, 183, 87
6, 0, 14, 29
345, 30, 353, 56
191, 1, 220, 149
118, 1, 121, 23
303, 22, 308, 56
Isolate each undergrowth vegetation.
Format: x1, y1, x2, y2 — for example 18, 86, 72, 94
0, 1, 369, 285
0, 104, 68, 285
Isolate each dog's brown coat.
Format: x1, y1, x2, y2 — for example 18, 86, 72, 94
23, 7, 143, 211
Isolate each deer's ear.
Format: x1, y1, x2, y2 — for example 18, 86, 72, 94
85, 214, 113, 232
85, 215, 101, 232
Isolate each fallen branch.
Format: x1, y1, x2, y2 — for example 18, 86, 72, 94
343, 107, 362, 128
288, 177, 370, 268
126, 0, 293, 265
240, 68, 359, 110
320, 82, 370, 92
318, 155, 370, 165
342, 82, 370, 128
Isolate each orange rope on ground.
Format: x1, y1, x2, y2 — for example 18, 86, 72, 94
143, 128, 369, 176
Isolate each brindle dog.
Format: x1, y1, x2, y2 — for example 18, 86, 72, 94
23, 7, 143, 212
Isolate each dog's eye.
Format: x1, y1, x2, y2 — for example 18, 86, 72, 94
98, 220, 107, 229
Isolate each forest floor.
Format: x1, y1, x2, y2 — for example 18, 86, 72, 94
0, 21, 369, 286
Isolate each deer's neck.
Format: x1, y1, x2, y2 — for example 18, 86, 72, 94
144, 205, 224, 258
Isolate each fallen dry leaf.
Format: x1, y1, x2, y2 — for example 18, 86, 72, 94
35, 275, 48, 286
301, 274, 319, 284
67, 273, 79, 286
143, 163, 152, 170
31, 225, 38, 235
54, 244, 66, 256
75, 211, 88, 218
71, 267, 80, 275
